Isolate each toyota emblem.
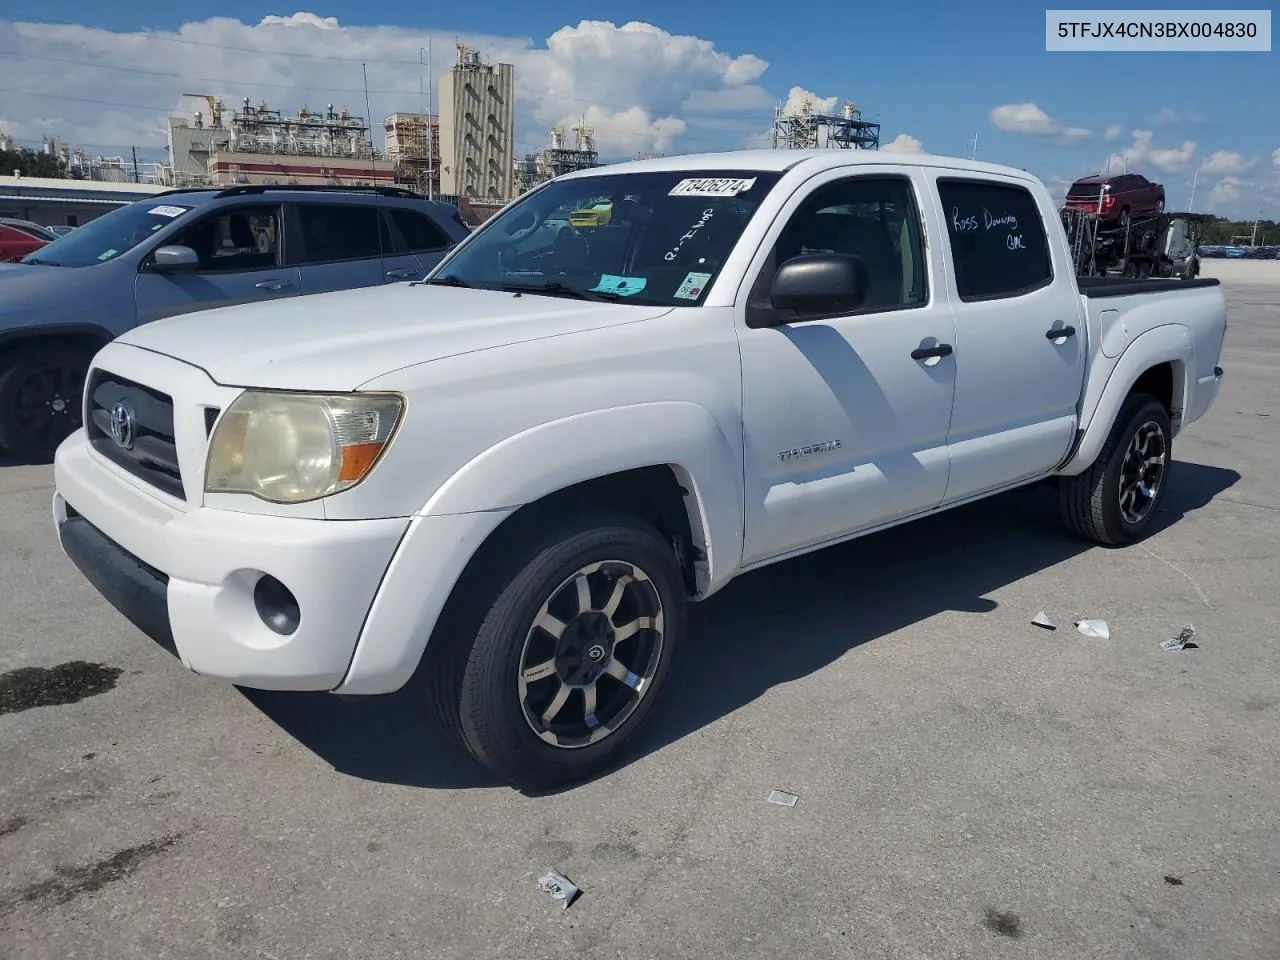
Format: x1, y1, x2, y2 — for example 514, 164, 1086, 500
108, 400, 137, 450
585, 644, 606, 663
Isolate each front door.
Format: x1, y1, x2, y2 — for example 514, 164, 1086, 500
736, 169, 958, 565
926, 174, 1087, 505
134, 202, 300, 324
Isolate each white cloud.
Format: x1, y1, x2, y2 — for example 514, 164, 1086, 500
1104, 124, 1123, 141
1200, 150, 1256, 176
1273, 146, 1280, 167
1105, 129, 1196, 174
0, 14, 775, 159
880, 133, 924, 154
988, 102, 1091, 143
1207, 175, 1245, 210
1149, 107, 1205, 126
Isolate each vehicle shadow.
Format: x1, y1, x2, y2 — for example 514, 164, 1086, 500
241, 460, 1239, 793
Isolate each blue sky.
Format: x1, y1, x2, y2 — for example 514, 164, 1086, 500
1, 2, 1276, 218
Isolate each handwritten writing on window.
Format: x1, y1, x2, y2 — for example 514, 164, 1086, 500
665, 208, 715, 262
949, 206, 1026, 252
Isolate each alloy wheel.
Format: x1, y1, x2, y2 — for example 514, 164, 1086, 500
516, 559, 665, 749
1119, 420, 1167, 525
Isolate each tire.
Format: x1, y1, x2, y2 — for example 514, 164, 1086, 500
0, 340, 98, 463
1057, 392, 1172, 546
430, 508, 687, 791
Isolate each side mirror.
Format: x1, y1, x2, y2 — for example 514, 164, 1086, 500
768, 253, 869, 319
150, 245, 200, 272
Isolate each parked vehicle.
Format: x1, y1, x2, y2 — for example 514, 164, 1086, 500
0, 217, 55, 262
0, 184, 470, 462
52, 151, 1227, 790
1064, 172, 1165, 227
46, 225, 77, 236
1063, 208, 1201, 278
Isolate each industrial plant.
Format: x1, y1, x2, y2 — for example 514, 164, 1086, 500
9, 42, 883, 215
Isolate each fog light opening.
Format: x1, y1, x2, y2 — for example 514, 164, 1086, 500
253, 574, 301, 636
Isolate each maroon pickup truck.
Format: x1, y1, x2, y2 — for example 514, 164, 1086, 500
1064, 172, 1165, 226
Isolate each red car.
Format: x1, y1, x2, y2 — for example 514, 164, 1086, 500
1064, 172, 1165, 226
0, 218, 55, 262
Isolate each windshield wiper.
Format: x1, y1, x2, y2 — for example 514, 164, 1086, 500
21, 257, 60, 266
422, 274, 473, 288
497, 280, 621, 303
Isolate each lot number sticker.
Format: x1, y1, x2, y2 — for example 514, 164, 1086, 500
148, 205, 188, 218
669, 177, 757, 197
674, 271, 712, 300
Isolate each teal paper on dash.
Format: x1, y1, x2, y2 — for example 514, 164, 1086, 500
590, 275, 648, 296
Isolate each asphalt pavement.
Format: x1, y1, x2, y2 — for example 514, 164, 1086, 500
2, 260, 1277, 960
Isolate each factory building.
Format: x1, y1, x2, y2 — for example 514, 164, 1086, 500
158, 96, 397, 188
384, 112, 441, 198
437, 45, 516, 200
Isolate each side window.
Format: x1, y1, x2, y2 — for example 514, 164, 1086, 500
936, 179, 1052, 301
769, 176, 927, 311
386, 208, 451, 253
167, 203, 280, 272
289, 203, 381, 265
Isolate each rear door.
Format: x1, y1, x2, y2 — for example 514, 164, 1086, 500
134, 201, 300, 325
927, 174, 1087, 504
284, 200, 383, 294
380, 204, 457, 279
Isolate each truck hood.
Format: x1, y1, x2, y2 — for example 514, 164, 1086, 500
116, 283, 673, 390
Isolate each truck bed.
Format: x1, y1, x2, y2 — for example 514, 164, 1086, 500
1076, 275, 1220, 298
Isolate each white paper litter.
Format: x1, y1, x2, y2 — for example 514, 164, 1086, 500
1073, 619, 1110, 639
1031, 611, 1057, 630
1160, 624, 1197, 652
537, 870, 580, 908
767, 790, 799, 807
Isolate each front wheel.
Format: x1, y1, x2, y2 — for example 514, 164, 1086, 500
435, 510, 687, 790
0, 341, 97, 463
1057, 392, 1172, 545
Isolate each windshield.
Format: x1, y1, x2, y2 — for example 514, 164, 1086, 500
21, 199, 196, 267
428, 169, 783, 306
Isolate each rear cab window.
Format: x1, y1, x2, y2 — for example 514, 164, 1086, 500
936, 178, 1053, 301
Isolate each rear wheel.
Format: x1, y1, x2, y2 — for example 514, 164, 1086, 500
431, 509, 687, 790
1057, 392, 1172, 545
0, 341, 97, 463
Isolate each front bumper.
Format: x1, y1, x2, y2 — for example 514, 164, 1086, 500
53, 434, 410, 690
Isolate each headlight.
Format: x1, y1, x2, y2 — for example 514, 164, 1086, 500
205, 391, 404, 503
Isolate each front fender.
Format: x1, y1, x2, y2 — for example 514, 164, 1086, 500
420, 401, 745, 590
1057, 324, 1191, 476
335, 402, 745, 696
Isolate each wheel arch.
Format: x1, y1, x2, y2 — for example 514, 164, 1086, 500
419, 401, 744, 597
0, 323, 114, 365
1057, 326, 1191, 477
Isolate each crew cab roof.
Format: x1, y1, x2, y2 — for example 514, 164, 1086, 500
552, 148, 1043, 185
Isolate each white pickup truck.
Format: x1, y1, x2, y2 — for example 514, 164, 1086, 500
52, 150, 1227, 789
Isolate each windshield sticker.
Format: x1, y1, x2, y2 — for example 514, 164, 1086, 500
669, 177, 757, 197
148, 205, 188, 218
664, 208, 715, 262
590, 274, 648, 297
97, 249, 118, 261
674, 272, 712, 300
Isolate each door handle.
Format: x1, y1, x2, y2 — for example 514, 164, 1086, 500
1045, 325, 1076, 340
385, 267, 419, 279
911, 343, 954, 361
254, 278, 294, 291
